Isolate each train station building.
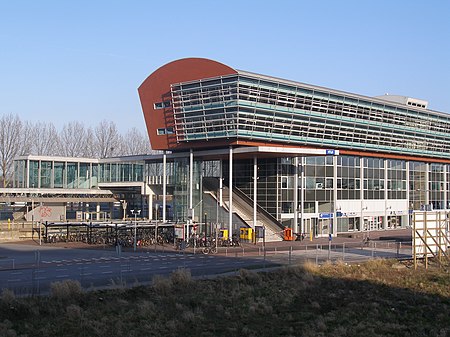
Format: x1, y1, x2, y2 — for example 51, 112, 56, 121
4, 57, 450, 240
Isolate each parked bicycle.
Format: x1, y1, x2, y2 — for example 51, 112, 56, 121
202, 238, 218, 254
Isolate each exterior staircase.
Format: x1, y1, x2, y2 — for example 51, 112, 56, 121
203, 178, 283, 242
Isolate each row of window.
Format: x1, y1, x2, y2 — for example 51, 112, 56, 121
14, 160, 144, 188
407, 101, 426, 108
154, 101, 171, 109
169, 75, 450, 158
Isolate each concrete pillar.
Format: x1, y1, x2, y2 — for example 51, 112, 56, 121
188, 149, 194, 240
163, 151, 167, 223
294, 157, 299, 233
96, 203, 100, 221
229, 146, 233, 236
253, 156, 257, 230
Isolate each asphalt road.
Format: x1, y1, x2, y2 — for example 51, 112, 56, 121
0, 243, 278, 296
0, 238, 412, 296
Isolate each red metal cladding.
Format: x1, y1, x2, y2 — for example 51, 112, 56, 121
138, 58, 237, 150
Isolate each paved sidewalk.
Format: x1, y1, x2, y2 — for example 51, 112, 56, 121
1, 227, 412, 256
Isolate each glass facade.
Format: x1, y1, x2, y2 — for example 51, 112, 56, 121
363, 158, 385, 200
409, 162, 427, 210
11, 152, 450, 234
99, 162, 144, 183
140, 154, 449, 233
53, 162, 65, 188
429, 163, 445, 210
13, 157, 143, 189
387, 160, 407, 199
337, 155, 360, 200
171, 74, 450, 159
13, 160, 26, 188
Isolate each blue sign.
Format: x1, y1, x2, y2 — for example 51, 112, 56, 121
319, 213, 333, 219
326, 149, 335, 155
336, 211, 343, 217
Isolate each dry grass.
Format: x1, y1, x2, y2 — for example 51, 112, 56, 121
50, 279, 83, 300
1, 289, 16, 305
0, 259, 449, 337
169, 268, 192, 286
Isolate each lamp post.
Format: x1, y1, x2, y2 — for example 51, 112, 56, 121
121, 200, 128, 221
131, 209, 141, 252
361, 206, 368, 240
154, 204, 158, 249
31, 183, 35, 240
204, 212, 208, 238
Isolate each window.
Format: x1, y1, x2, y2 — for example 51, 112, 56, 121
154, 101, 171, 109
281, 176, 289, 189
157, 128, 175, 135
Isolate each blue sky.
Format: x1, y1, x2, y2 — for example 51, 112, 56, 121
1, 0, 449, 133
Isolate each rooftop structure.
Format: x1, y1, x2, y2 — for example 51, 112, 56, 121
139, 58, 450, 163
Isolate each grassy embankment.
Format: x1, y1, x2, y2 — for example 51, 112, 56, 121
0, 259, 449, 337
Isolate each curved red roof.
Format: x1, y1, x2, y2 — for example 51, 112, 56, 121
138, 58, 237, 150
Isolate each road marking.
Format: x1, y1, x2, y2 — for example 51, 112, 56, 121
56, 275, 69, 278
7, 279, 22, 282
99, 265, 110, 268
101, 271, 112, 274
10, 271, 23, 275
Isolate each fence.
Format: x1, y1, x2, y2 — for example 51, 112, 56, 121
0, 239, 411, 297
207, 240, 411, 265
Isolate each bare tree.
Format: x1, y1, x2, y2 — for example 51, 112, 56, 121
95, 120, 120, 158
58, 121, 87, 157
82, 127, 97, 158
0, 115, 154, 187
0, 114, 23, 187
122, 127, 151, 155
30, 121, 59, 155
19, 121, 34, 156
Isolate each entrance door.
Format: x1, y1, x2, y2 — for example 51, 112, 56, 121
319, 219, 331, 236
367, 216, 382, 230
302, 218, 312, 236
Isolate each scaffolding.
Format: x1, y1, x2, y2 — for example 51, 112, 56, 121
413, 211, 450, 269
